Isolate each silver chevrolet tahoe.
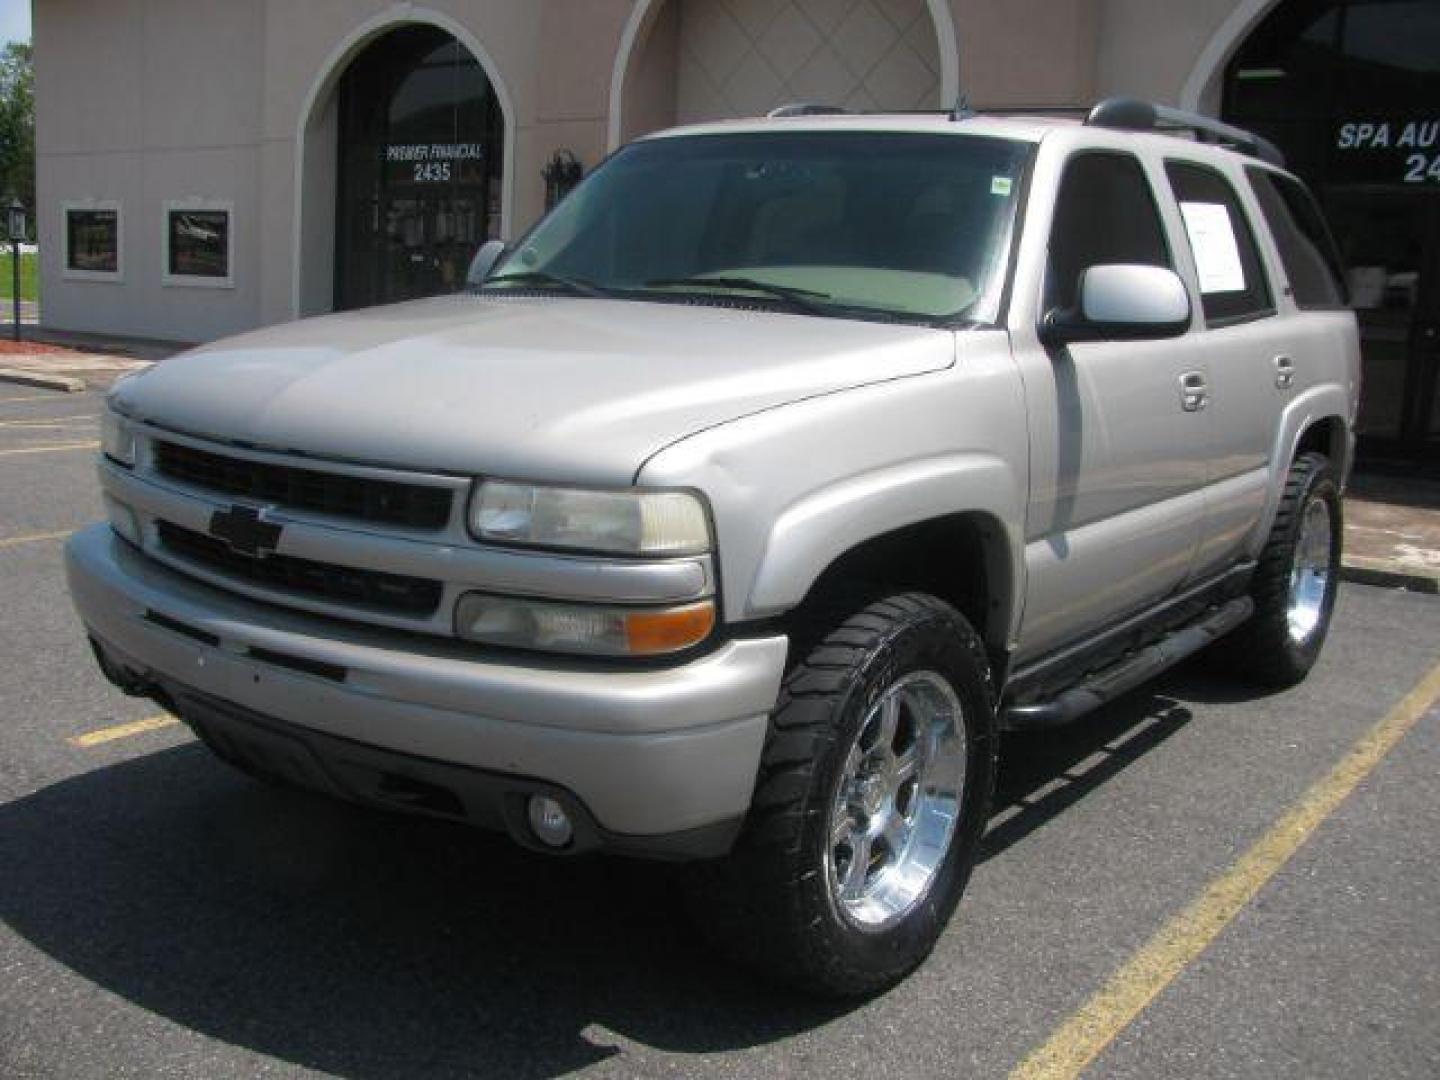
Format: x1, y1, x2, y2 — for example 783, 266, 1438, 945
68, 98, 1359, 996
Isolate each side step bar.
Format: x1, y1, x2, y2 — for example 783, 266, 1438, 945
1000, 597, 1253, 731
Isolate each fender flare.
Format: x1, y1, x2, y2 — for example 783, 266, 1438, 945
746, 453, 1025, 641
1248, 384, 1352, 558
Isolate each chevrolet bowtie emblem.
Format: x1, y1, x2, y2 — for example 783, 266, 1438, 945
208, 504, 283, 558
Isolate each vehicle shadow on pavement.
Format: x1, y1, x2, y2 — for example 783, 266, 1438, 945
0, 684, 1196, 1077
985, 684, 1194, 862
0, 743, 847, 1078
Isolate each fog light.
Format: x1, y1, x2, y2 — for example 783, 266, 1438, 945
527, 795, 574, 848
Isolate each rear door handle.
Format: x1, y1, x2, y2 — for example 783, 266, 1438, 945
1274, 354, 1295, 389
1179, 371, 1208, 412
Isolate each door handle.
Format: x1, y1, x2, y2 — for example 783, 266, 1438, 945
1274, 354, 1295, 389
1179, 371, 1208, 412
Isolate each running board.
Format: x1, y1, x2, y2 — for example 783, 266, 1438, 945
1000, 597, 1253, 731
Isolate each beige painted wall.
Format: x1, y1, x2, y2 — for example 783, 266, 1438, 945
37, 0, 267, 341
35, 0, 1261, 343
947, 0, 1099, 108
1094, 0, 1271, 112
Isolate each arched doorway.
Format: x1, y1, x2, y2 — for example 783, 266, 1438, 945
292, 10, 515, 318
611, 0, 959, 148
331, 24, 504, 310
1223, 0, 1440, 464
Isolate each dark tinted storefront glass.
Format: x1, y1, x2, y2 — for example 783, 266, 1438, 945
1226, 1, 1440, 189
167, 210, 229, 278
1226, 1, 1440, 460
66, 210, 119, 274
334, 25, 504, 310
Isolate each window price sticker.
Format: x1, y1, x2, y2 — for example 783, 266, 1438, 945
1179, 201, 1245, 294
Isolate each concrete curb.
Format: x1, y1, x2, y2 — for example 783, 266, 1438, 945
1341, 556, 1440, 595
0, 368, 87, 393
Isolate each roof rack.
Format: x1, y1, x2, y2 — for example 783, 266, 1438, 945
1084, 96, 1285, 166
766, 103, 849, 118
758, 96, 1285, 166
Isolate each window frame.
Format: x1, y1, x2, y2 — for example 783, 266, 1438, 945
162, 199, 235, 289
1162, 159, 1277, 329
61, 200, 124, 283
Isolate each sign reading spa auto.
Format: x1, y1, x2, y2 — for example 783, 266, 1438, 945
1334, 118, 1440, 184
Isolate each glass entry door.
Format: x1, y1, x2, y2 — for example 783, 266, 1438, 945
1326, 190, 1440, 464
334, 25, 504, 311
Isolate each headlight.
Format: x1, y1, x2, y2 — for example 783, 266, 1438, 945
469, 481, 711, 556
455, 593, 716, 656
101, 411, 136, 467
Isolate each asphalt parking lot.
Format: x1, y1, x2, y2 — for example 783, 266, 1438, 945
1, 385, 1437, 1079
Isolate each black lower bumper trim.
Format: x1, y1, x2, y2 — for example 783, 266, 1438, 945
87, 633, 741, 861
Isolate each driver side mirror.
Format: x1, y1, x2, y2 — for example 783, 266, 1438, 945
465, 239, 509, 289
1040, 264, 1191, 347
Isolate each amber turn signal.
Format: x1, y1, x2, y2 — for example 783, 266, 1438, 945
625, 601, 716, 656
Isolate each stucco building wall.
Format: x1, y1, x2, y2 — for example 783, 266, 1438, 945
34, 0, 1271, 343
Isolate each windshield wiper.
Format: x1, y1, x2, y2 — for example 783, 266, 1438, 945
481, 270, 612, 299
643, 276, 835, 316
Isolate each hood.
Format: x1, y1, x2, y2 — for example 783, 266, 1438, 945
114, 295, 955, 483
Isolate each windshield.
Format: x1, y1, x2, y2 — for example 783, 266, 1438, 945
486, 131, 1032, 325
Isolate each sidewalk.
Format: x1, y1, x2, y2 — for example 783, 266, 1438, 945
0, 339, 154, 392
1343, 473, 1440, 594
0, 341, 1435, 593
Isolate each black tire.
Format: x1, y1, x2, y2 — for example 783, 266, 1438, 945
1225, 451, 1342, 688
686, 592, 996, 997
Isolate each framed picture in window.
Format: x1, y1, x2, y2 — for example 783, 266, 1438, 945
163, 200, 234, 287
62, 202, 123, 281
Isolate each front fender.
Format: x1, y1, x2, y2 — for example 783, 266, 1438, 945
747, 454, 1023, 622
635, 333, 1030, 639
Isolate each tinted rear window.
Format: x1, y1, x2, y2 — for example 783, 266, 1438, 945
1246, 168, 1348, 309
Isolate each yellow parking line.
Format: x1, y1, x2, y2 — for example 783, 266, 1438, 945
0, 394, 62, 404
0, 414, 98, 427
0, 529, 73, 549
69, 713, 179, 748
0, 440, 99, 457
1011, 657, 1440, 1080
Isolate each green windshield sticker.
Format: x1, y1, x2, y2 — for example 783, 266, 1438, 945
990, 176, 1013, 196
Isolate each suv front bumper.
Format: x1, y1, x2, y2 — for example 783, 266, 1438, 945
66, 525, 787, 858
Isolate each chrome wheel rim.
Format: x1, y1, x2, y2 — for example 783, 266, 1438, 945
1286, 497, 1332, 645
825, 670, 967, 931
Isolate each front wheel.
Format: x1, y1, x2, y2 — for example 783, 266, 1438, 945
1227, 451, 1342, 687
686, 593, 996, 997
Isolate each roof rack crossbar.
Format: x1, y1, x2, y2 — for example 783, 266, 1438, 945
973, 104, 1090, 117
1085, 96, 1285, 166
766, 103, 850, 118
